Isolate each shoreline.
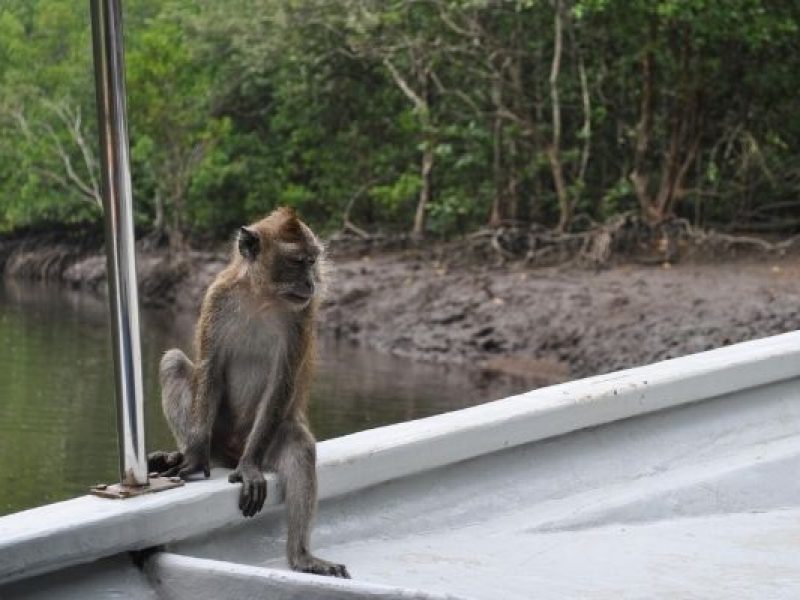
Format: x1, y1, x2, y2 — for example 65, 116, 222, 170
3, 231, 799, 388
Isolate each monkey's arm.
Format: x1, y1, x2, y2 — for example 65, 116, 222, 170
229, 346, 312, 516
228, 379, 286, 517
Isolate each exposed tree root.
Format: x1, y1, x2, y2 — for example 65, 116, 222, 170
470, 214, 797, 268
325, 213, 796, 268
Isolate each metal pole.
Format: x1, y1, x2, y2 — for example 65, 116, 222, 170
90, 0, 148, 487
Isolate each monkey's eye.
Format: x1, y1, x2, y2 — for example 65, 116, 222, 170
291, 255, 315, 266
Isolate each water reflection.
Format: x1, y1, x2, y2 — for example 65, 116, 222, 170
0, 280, 525, 516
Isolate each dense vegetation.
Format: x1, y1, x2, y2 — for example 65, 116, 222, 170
1, 0, 798, 242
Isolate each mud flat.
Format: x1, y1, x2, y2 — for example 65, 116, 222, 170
322, 253, 800, 385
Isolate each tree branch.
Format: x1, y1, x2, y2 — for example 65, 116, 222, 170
382, 57, 427, 112
13, 101, 102, 209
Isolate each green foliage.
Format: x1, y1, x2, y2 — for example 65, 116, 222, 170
599, 179, 635, 220
371, 173, 422, 211
1, 0, 799, 237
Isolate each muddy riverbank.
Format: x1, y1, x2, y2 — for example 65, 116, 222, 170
3, 230, 799, 387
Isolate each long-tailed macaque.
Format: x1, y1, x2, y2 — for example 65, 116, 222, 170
148, 207, 349, 578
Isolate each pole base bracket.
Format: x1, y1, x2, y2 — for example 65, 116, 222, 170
90, 474, 184, 499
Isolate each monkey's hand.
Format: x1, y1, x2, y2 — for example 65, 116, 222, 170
162, 448, 210, 480
228, 463, 267, 517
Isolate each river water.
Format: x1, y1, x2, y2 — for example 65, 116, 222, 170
0, 280, 524, 516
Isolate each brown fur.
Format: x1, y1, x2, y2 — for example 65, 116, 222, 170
149, 208, 348, 578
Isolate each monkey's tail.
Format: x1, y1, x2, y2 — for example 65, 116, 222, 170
160, 348, 194, 385
159, 348, 195, 453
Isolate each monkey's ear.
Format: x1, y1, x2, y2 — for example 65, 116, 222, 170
238, 227, 260, 261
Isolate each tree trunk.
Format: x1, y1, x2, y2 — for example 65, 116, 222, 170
548, 0, 571, 232
507, 51, 522, 222
574, 32, 591, 189
153, 189, 165, 235
655, 30, 699, 220
411, 68, 434, 240
412, 139, 434, 239
630, 40, 658, 223
547, 146, 571, 232
169, 197, 185, 250
169, 175, 187, 250
489, 76, 504, 228
507, 137, 520, 222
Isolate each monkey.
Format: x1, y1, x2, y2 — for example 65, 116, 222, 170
147, 207, 349, 578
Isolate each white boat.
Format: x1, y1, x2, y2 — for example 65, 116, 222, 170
2, 330, 800, 599
4, 2, 798, 597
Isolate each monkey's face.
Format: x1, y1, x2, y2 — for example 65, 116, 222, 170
271, 242, 321, 310
238, 210, 323, 312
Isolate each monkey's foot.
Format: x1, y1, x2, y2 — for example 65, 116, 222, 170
147, 450, 183, 474
291, 553, 350, 579
151, 448, 210, 480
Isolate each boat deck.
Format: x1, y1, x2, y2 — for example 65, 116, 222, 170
172, 376, 800, 599
3, 332, 800, 599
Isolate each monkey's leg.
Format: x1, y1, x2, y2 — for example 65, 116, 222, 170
267, 421, 350, 579
149, 348, 209, 478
